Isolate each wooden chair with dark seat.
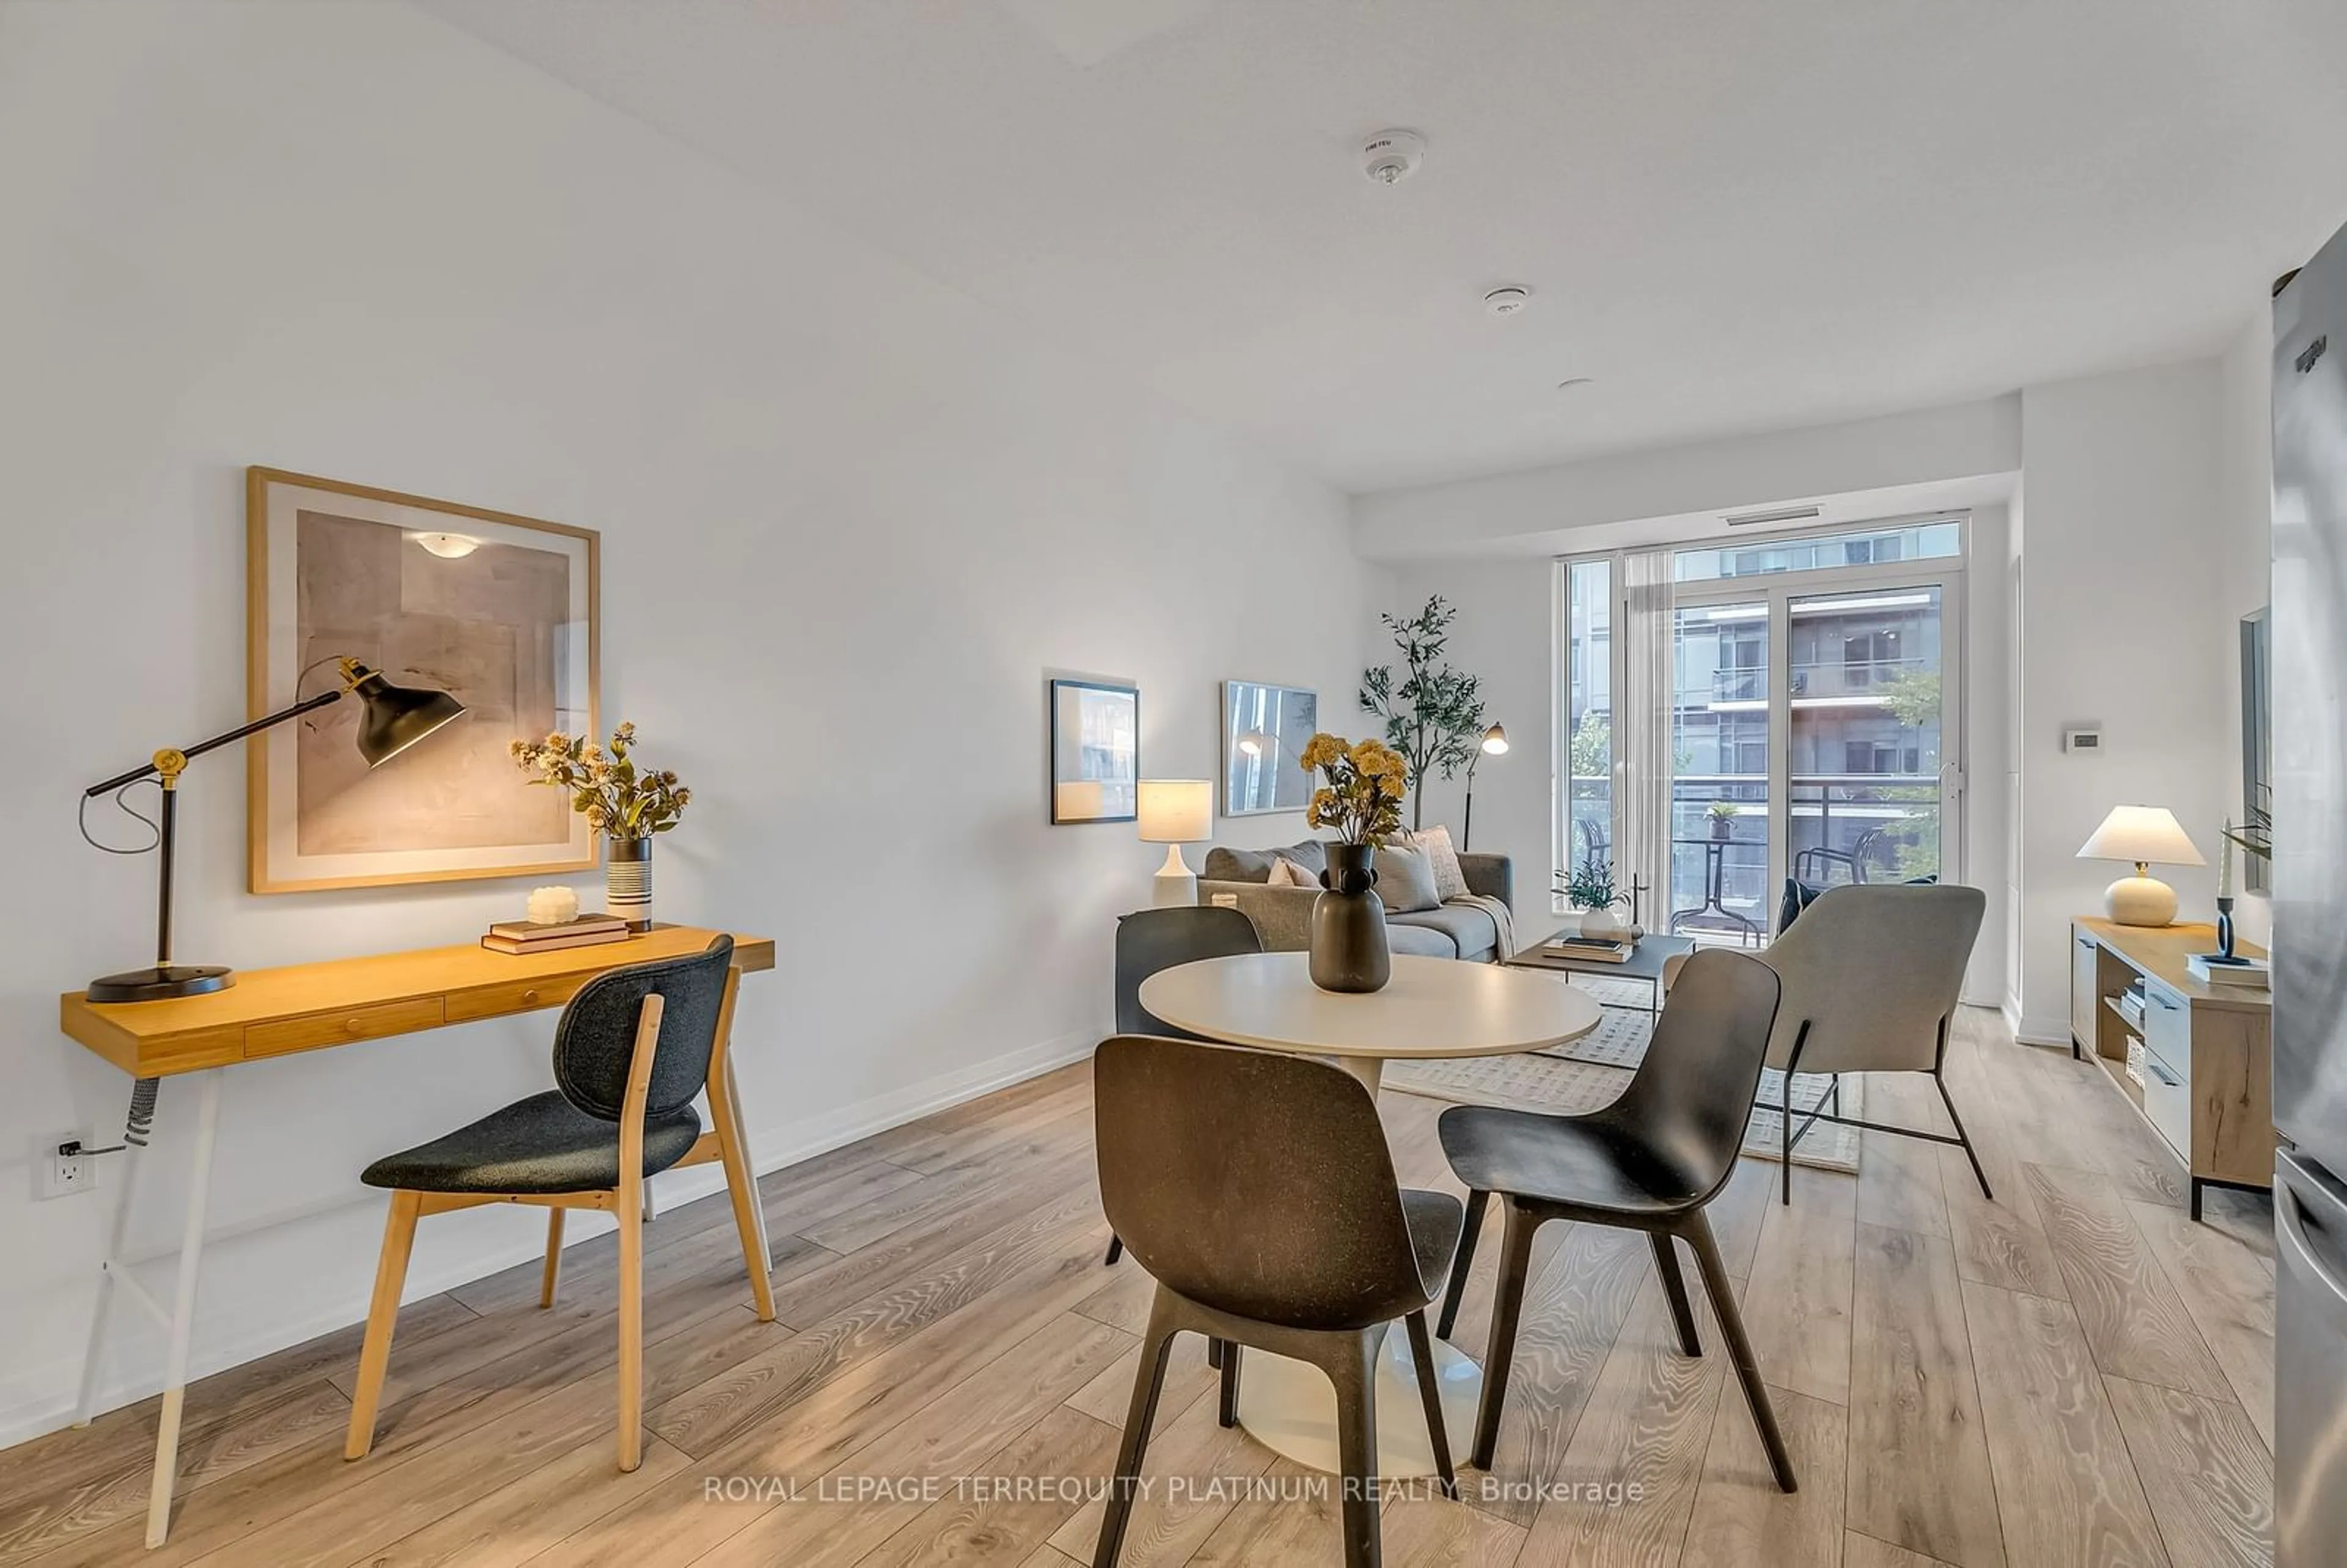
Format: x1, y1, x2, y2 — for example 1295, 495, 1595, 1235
343, 934, 773, 1472
1101, 905, 1262, 1267
1092, 1034, 1460, 1568
1434, 947, 1798, 1491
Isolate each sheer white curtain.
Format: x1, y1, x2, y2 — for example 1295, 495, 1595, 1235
1618, 547, 1675, 931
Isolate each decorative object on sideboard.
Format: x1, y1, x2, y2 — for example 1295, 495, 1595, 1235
1221, 680, 1317, 816
1301, 731, 1406, 992
1048, 677, 1138, 824
79, 658, 465, 1002
512, 721, 689, 932
1555, 852, 1628, 940
1136, 780, 1213, 908
246, 467, 598, 893
1707, 799, 1739, 841
1460, 723, 1508, 851
1360, 595, 1487, 830
2076, 804, 2205, 927
527, 885, 582, 926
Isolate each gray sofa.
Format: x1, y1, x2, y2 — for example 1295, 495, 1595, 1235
1197, 841, 1515, 962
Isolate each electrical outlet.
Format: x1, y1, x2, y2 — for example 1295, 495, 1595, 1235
39, 1133, 99, 1200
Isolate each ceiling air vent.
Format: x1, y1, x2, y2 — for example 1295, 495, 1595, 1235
1722, 505, 1823, 528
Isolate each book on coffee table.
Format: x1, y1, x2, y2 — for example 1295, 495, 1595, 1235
1542, 935, 1633, 964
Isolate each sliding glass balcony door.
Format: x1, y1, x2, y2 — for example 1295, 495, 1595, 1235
1788, 585, 1949, 888
1664, 519, 1964, 942
1669, 600, 1773, 942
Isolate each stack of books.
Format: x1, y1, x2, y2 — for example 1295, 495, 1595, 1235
2186, 953, 2270, 989
482, 914, 631, 956
2116, 980, 2147, 1030
1541, 934, 1634, 964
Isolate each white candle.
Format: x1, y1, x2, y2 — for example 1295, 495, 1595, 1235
2217, 821, 2233, 899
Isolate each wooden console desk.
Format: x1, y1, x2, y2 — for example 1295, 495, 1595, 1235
2068, 917, 2272, 1220
56, 925, 774, 1548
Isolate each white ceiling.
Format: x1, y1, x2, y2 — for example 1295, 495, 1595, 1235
419, 0, 2347, 494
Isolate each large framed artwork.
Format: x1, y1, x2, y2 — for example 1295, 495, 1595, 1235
246, 467, 600, 892
1049, 678, 1138, 824
1221, 680, 1318, 816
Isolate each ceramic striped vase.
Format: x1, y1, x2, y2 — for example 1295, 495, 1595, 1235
606, 836, 653, 931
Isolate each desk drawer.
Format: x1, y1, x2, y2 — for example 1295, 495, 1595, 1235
444, 975, 586, 1024
244, 997, 446, 1058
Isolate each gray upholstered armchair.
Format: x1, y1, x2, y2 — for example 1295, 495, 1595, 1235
1754, 883, 1989, 1206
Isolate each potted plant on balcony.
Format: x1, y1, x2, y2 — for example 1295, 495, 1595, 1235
1706, 799, 1739, 841
1558, 854, 1628, 940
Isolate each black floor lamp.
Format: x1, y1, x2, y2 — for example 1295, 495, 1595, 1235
1460, 723, 1508, 851
81, 658, 466, 1002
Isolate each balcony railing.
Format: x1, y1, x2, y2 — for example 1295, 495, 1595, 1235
1693, 656, 1931, 704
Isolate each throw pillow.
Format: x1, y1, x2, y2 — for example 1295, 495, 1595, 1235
1410, 826, 1469, 902
1777, 877, 1827, 935
1374, 842, 1442, 914
1266, 856, 1318, 889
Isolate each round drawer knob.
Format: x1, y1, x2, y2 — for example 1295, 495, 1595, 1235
345, 1017, 365, 1033
521, 989, 541, 1005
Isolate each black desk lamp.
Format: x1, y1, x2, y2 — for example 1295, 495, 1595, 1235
82, 658, 466, 1002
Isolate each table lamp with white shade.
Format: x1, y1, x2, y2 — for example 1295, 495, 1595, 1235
1137, 779, 1213, 907
2077, 805, 2205, 926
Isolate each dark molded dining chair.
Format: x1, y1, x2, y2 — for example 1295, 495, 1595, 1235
1092, 1034, 1461, 1568
1101, 905, 1262, 1267
344, 936, 773, 1473
1434, 948, 1797, 1491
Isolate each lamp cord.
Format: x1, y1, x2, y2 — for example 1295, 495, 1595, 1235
78, 779, 161, 856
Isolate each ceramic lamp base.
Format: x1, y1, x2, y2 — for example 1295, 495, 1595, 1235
2103, 873, 2178, 927
1151, 843, 1199, 908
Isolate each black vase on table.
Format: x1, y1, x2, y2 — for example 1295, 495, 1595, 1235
1310, 842, 1391, 994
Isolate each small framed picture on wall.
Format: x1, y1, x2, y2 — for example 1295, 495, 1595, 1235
1049, 678, 1138, 824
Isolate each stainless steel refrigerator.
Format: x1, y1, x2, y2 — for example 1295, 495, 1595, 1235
2271, 218, 2347, 1568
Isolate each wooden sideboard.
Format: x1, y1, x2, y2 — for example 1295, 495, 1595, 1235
2069, 917, 2274, 1219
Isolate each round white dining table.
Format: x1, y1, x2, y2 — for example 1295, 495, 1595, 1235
1133, 950, 1601, 1480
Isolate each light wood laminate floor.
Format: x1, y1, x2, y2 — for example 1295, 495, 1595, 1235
0, 1008, 2275, 1567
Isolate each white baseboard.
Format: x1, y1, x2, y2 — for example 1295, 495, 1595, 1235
2014, 1014, 2073, 1049
0, 1030, 1094, 1454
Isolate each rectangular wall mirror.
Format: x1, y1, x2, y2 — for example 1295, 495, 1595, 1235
1222, 680, 1318, 816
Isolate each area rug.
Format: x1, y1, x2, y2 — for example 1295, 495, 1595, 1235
1384, 976, 1863, 1171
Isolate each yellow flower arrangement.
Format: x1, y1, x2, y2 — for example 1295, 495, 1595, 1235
510, 720, 690, 840
1301, 731, 1406, 846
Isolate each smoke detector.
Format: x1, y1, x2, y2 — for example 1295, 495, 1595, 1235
1361, 129, 1426, 186
1484, 286, 1532, 317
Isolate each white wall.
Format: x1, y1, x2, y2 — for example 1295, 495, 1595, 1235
1355, 395, 2022, 560
2011, 359, 2230, 1038
0, 0, 1380, 1446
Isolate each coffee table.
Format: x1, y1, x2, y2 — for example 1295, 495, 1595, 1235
1505, 930, 1697, 1014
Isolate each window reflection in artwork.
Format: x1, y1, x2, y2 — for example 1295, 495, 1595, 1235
1221, 681, 1317, 816
1049, 679, 1137, 823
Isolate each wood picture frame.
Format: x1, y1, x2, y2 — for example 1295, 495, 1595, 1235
246, 467, 601, 893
